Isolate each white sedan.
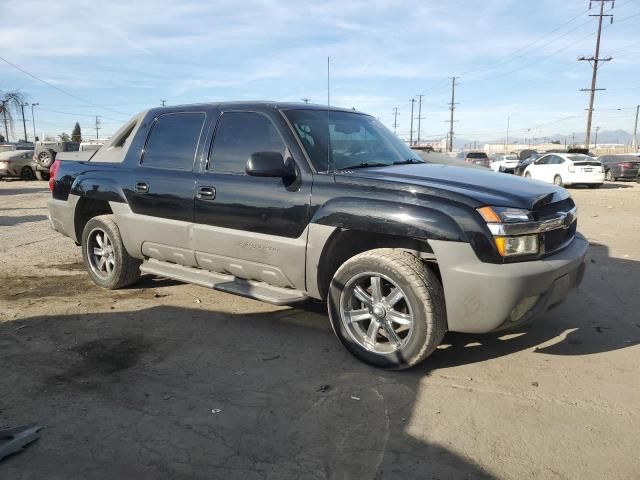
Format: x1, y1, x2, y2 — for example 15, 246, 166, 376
490, 154, 520, 173
523, 153, 604, 188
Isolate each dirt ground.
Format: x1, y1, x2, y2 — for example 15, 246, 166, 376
0, 179, 639, 480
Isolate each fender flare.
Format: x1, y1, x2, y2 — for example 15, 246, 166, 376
70, 176, 128, 204
310, 197, 467, 242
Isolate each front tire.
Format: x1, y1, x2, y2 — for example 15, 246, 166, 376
20, 166, 35, 180
328, 248, 446, 370
81, 215, 141, 289
35, 170, 49, 181
524, 172, 532, 178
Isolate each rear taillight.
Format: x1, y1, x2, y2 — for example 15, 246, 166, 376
48, 160, 60, 191
619, 162, 632, 168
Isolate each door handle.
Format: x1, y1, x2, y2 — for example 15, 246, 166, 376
197, 186, 216, 200
134, 182, 149, 194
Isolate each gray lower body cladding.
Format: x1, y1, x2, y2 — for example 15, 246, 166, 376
430, 233, 588, 333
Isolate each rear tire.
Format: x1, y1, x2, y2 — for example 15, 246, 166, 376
605, 169, 615, 182
524, 172, 532, 178
81, 215, 141, 289
328, 248, 446, 370
35, 170, 49, 181
553, 175, 563, 187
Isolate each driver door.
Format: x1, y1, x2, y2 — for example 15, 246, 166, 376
192, 110, 312, 289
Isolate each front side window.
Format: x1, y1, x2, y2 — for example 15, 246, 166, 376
209, 112, 285, 174
141, 112, 205, 170
283, 109, 422, 172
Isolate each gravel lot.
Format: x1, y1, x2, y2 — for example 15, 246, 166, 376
1, 179, 639, 480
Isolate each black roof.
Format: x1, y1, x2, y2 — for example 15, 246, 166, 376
144, 101, 364, 117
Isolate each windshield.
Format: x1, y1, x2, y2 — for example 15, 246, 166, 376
466, 152, 488, 159
283, 109, 422, 171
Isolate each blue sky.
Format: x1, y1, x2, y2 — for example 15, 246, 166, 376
1, 0, 639, 142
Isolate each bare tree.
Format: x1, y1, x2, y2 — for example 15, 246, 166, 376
0, 90, 28, 142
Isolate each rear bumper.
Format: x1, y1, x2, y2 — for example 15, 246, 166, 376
564, 172, 605, 185
47, 196, 79, 242
429, 233, 588, 333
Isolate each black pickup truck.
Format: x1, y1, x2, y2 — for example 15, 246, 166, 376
47, 102, 587, 370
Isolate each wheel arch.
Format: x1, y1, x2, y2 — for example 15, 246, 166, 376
313, 227, 440, 300
74, 197, 113, 243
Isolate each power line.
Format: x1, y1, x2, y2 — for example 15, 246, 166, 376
0, 55, 131, 116
579, 0, 614, 148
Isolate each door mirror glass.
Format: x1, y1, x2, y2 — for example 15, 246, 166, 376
246, 151, 293, 177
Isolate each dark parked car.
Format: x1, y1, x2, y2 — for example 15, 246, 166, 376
515, 153, 543, 176
598, 154, 640, 181
457, 151, 491, 168
47, 101, 587, 370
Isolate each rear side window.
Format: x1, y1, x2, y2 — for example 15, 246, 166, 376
209, 112, 285, 174
142, 112, 205, 170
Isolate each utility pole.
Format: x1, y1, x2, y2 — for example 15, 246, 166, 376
416, 94, 425, 145
409, 98, 415, 146
594, 126, 601, 147
392, 108, 400, 135
19, 103, 28, 142
447, 77, 459, 152
95, 116, 101, 140
505, 115, 510, 153
579, 0, 614, 149
160, 99, 167, 107
301, 97, 310, 104
632, 104, 639, 150
30, 103, 38, 142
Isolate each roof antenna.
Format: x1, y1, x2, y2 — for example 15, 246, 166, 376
327, 56, 332, 173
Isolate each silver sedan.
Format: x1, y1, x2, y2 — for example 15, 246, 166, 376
0, 150, 35, 180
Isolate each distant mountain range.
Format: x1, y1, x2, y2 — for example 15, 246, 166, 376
454, 129, 635, 149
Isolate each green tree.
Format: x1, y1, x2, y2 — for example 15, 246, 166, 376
59, 132, 71, 142
71, 122, 82, 143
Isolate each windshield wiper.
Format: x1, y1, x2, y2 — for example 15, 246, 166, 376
336, 162, 390, 170
392, 158, 424, 165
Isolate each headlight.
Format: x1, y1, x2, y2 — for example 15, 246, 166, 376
477, 206, 539, 257
477, 206, 532, 223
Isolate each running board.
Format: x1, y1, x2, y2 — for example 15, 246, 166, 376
140, 259, 308, 305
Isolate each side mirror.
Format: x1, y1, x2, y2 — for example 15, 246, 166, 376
246, 151, 293, 178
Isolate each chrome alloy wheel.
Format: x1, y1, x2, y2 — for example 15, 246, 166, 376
87, 228, 115, 279
339, 272, 414, 354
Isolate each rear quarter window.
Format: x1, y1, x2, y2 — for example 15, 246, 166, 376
141, 112, 205, 170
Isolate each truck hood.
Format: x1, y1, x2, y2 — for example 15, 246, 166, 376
334, 163, 569, 210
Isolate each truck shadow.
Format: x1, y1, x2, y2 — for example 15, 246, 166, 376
1, 305, 494, 479
1, 244, 637, 478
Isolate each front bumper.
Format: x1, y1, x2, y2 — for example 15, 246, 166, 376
429, 233, 588, 333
